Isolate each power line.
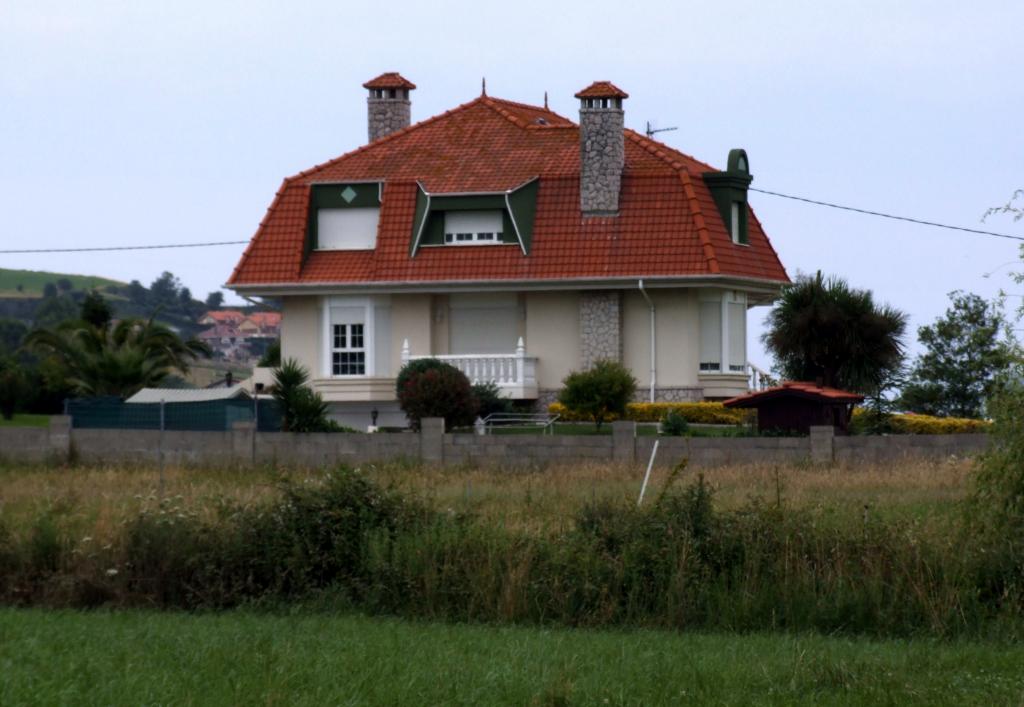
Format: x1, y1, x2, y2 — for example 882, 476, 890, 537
1, 188, 1022, 254
0, 240, 248, 254
749, 187, 1024, 242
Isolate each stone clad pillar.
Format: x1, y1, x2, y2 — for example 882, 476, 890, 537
579, 291, 622, 368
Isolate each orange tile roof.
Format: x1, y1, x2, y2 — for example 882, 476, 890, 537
362, 72, 416, 90
723, 382, 864, 407
228, 94, 788, 288
575, 81, 629, 99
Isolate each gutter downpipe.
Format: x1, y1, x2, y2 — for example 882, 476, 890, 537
638, 280, 656, 402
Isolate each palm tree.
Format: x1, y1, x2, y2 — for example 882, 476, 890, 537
762, 271, 907, 393
26, 317, 211, 398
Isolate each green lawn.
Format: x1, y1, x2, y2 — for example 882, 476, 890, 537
1, 609, 1021, 706
0, 268, 123, 298
0, 414, 49, 428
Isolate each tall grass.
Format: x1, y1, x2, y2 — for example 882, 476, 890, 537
0, 463, 1020, 638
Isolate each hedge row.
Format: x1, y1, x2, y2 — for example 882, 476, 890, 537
851, 408, 990, 435
548, 402, 747, 425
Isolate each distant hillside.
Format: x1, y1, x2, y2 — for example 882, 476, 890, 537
0, 268, 124, 298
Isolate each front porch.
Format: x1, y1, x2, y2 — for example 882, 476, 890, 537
401, 337, 539, 399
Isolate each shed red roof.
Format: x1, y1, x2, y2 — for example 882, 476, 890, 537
575, 81, 629, 99
723, 382, 864, 408
228, 94, 788, 289
362, 72, 416, 90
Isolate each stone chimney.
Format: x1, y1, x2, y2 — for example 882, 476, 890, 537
363, 72, 416, 143
576, 81, 628, 216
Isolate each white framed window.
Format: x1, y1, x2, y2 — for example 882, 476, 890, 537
443, 211, 503, 245
317, 207, 380, 250
331, 323, 365, 376
700, 291, 747, 374
730, 202, 741, 243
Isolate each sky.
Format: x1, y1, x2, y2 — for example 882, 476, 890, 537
1, 0, 1022, 368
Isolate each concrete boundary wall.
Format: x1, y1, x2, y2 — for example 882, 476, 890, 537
0, 417, 990, 468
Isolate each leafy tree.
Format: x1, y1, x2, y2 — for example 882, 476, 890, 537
258, 339, 281, 367
32, 295, 79, 330
149, 271, 182, 308
558, 360, 637, 430
80, 290, 113, 330
898, 292, 1014, 418
56, 278, 73, 293
0, 356, 27, 419
127, 280, 147, 306
25, 317, 211, 397
205, 291, 225, 309
15, 284, 23, 293
178, 287, 193, 307
396, 358, 478, 430
272, 359, 340, 432
0, 319, 28, 355
762, 271, 907, 393
42, 282, 58, 299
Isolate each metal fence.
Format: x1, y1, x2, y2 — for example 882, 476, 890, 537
67, 397, 282, 432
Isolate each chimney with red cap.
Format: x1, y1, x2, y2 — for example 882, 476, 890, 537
576, 81, 628, 216
363, 72, 416, 142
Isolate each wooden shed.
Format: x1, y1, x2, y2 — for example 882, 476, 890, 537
723, 382, 864, 435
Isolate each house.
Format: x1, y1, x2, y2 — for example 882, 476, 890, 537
198, 310, 246, 327
238, 312, 282, 335
227, 73, 789, 428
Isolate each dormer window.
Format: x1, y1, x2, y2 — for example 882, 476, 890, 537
443, 211, 504, 245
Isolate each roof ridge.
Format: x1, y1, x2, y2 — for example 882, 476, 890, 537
484, 95, 574, 124
624, 129, 716, 172
480, 96, 530, 128
288, 96, 491, 182
678, 169, 720, 275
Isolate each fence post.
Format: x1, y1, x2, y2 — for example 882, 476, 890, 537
612, 420, 636, 463
420, 417, 445, 464
232, 421, 257, 466
809, 425, 835, 465
47, 415, 72, 463
158, 399, 166, 497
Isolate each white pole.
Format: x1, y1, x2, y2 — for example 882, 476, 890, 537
638, 439, 659, 506
158, 399, 166, 498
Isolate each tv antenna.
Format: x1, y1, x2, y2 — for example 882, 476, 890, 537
645, 121, 678, 139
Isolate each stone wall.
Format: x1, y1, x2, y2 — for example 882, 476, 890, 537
579, 291, 622, 368
0, 417, 990, 469
579, 107, 624, 214
367, 98, 411, 142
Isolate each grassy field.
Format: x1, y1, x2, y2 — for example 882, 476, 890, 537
0, 268, 123, 298
0, 457, 973, 540
0, 414, 49, 428
2, 608, 1022, 706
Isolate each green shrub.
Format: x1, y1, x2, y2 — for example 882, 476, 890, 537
660, 409, 689, 436
471, 381, 512, 419
558, 360, 636, 430
272, 359, 344, 432
396, 359, 478, 430
0, 356, 27, 420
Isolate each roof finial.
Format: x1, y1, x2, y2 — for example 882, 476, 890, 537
544, 91, 548, 109
481, 77, 487, 96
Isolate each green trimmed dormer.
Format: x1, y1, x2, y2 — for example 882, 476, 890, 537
703, 149, 752, 245
306, 182, 383, 255
410, 178, 538, 256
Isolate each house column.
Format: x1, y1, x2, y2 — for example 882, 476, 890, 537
579, 291, 622, 368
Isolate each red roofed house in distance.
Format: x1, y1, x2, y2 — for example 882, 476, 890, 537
227, 73, 789, 428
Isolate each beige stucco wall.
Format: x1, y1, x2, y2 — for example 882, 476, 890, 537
390, 294, 432, 376
524, 291, 580, 390
622, 289, 701, 391
280, 296, 320, 376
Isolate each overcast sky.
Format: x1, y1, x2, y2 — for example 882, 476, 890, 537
2, 0, 1022, 367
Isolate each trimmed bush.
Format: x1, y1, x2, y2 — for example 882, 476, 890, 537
660, 410, 689, 436
557, 360, 637, 430
850, 407, 989, 435
549, 401, 746, 426
397, 359, 478, 430
471, 381, 512, 419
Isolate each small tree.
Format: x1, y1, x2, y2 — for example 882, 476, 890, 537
471, 381, 512, 419
258, 339, 281, 367
205, 291, 225, 309
80, 290, 113, 330
898, 292, 1015, 418
396, 359, 478, 430
272, 359, 338, 432
42, 282, 58, 299
56, 278, 73, 293
0, 356, 27, 420
558, 360, 637, 430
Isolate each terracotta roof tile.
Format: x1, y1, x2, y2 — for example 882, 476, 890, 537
723, 382, 865, 407
228, 94, 788, 287
362, 72, 416, 90
575, 81, 629, 99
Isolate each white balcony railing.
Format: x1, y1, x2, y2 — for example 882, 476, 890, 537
748, 362, 776, 391
400, 337, 539, 399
